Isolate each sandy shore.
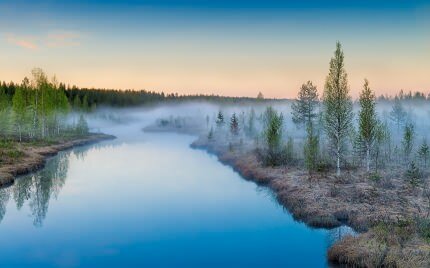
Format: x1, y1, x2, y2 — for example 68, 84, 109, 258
0, 133, 115, 187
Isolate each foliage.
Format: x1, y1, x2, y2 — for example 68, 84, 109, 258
404, 161, 421, 187
0, 68, 91, 143
261, 106, 284, 166
304, 123, 319, 173
417, 139, 430, 168
402, 123, 415, 162
216, 111, 224, 127
230, 113, 239, 136
358, 79, 378, 172
75, 115, 89, 136
322, 42, 353, 176
291, 81, 319, 128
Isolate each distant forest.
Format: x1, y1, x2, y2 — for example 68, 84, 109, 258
0, 73, 428, 109
0, 78, 273, 109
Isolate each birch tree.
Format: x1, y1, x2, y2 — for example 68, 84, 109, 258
358, 79, 377, 172
322, 42, 353, 176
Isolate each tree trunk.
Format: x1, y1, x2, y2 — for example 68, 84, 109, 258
336, 144, 341, 176
366, 146, 370, 172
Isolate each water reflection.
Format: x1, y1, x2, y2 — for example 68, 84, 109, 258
0, 144, 98, 227
0, 187, 10, 223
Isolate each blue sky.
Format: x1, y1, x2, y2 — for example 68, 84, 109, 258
0, 0, 429, 97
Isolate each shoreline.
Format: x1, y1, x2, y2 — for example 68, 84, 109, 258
190, 136, 430, 267
0, 133, 116, 187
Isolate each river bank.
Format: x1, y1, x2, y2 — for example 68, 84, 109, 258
0, 133, 115, 187
190, 136, 430, 267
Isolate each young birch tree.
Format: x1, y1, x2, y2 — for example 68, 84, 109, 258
358, 79, 377, 172
323, 42, 353, 176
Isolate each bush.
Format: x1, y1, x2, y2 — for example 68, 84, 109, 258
368, 172, 382, 182
404, 161, 422, 187
417, 218, 430, 243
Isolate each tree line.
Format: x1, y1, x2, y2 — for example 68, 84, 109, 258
0, 80, 279, 109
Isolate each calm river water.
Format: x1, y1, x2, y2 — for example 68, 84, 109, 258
0, 122, 349, 267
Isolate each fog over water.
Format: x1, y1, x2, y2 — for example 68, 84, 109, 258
0, 102, 357, 268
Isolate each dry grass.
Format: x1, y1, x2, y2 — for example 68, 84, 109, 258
328, 222, 430, 268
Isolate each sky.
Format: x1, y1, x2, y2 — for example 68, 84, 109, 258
0, 0, 429, 98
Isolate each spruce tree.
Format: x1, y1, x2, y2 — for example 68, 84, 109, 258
216, 111, 224, 127
230, 113, 239, 136
358, 79, 377, 172
418, 139, 430, 168
405, 161, 421, 187
322, 42, 353, 176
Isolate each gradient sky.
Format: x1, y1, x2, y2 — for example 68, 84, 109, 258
0, 0, 429, 98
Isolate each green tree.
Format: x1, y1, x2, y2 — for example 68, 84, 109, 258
0, 81, 13, 139
82, 94, 89, 112
73, 95, 81, 110
402, 123, 414, 162
304, 123, 319, 174
322, 42, 353, 176
262, 106, 283, 166
216, 111, 224, 127
405, 161, 421, 187
291, 81, 319, 128
12, 86, 28, 141
76, 114, 89, 136
230, 113, 239, 136
418, 139, 430, 168
373, 121, 390, 172
358, 79, 377, 172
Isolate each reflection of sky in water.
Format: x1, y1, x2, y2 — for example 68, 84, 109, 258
0, 129, 351, 267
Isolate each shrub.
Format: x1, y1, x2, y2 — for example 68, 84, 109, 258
404, 161, 422, 187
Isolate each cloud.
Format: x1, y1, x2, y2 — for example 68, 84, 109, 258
45, 31, 81, 48
4, 31, 82, 50
6, 34, 38, 50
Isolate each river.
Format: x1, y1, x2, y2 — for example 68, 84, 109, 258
0, 122, 350, 267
